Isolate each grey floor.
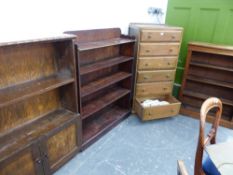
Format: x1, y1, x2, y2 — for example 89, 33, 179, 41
55, 115, 233, 175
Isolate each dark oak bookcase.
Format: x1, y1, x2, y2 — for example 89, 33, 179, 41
0, 35, 81, 175
65, 28, 135, 149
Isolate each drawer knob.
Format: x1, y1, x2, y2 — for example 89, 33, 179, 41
169, 49, 173, 52
166, 75, 170, 78
142, 89, 145, 92
145, 63, 149, 66
171, 109, 174, 113
171, 35, 175, 39
144, 76, 148, 79
146, 50, 150, 53
147, 35, 152, 39
167, 62, 171, 65
35, 158, 42, 164
163, 87, 167, 90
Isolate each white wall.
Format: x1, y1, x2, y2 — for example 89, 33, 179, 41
0, 0, 168, 38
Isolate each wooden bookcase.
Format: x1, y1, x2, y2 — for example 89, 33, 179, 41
129, 23, 183, 120
179, 42, 233, 129
65, 28, 135, 149
0, 35, 81, 175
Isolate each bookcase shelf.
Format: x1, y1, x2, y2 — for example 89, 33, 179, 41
80, 56, 133, 75
65, 28, 135, 149
179, 42, 233, 129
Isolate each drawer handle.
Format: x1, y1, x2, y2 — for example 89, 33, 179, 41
166, 75, 170, 78
167, 62, 171, 65
171, 35, 175, 39
170, 109, 174, 113
142, 89, 145, 92
163, 87, 167, 90
146, 50, 150, 53
169, 49, 173, 52
147, 35, 152, 39
145, 63, 149, 66
144, 76, 149, 80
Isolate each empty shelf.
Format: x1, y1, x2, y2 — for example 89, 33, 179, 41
190, 62, 233, 72
82, 106, 129, 149
80, 56, 133, 75
81, 72, 131, 98
82, 87, 130, 120
0, 75, 74, 108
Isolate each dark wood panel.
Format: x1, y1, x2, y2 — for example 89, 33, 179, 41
81, 72, 131, 98
82, 87, 130, 119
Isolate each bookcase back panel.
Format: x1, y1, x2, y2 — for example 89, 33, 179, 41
79, 46, 119, 66
66, 28, 121, 43
46, 123, 77, 168
0, 90, 61, 134
81, 65, 119, 86
0, 43, 57, 89
191, 51, 233, 69
189, 66, 233, 83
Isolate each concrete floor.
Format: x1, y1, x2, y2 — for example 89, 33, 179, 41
54, 115, 233, 175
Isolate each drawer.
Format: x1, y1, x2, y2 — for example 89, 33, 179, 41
139, 43, 180, 56
137, 70, 175, 83
134, 95, 181, 120
137, 57, 177, 70
135, 82, 173, 97
140, 30, 182, 42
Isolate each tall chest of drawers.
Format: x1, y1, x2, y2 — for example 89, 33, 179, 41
129, 23, 183, 120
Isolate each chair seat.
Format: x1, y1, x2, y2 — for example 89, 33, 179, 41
202, 155, 220, 175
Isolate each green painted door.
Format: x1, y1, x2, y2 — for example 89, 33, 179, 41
166, 0, 233, 96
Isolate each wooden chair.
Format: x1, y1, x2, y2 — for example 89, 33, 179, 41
177, 97, 222, 175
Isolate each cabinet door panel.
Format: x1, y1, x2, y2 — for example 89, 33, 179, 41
41, 119, 81, 174
0, 144, 43, 175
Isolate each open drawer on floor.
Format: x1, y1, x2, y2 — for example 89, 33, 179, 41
134, 95, 181, 120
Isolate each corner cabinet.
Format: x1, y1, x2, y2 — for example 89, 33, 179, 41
65, 28, 135, 149
129, 23, 183, 120
0, 35, 82, 175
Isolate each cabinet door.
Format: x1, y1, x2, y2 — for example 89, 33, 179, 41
0, 143, 44, 175
41, 119, 81, 175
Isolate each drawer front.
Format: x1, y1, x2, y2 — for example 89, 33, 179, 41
141, 30, 182, 42
138, 57, 177, 70
137, 70, 175, 83
136, 82, 173, 97
143, 102, 180, 120
139, 43, 180, 56
134, 96, 181, 120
